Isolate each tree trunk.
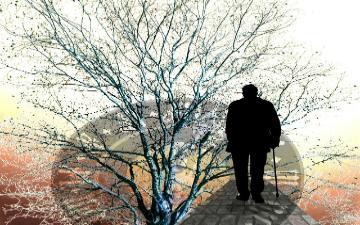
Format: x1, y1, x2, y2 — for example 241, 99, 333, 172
147, 194, 175, 225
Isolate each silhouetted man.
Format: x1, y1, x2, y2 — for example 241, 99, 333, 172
225, 84, 281, 203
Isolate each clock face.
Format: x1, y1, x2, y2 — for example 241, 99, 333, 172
52, 98, 304, 223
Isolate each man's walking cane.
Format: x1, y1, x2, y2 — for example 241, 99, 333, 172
272, 147, 280, 198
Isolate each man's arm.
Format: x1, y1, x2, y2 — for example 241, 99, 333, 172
225, 102, 235, 143
269, 103, 281, 148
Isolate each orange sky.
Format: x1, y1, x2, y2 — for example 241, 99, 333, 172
299, 159, 360, 224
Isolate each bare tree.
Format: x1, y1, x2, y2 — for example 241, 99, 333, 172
0, 0, 347, 224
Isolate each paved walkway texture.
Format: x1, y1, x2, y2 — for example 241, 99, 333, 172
179, 179, 319, 225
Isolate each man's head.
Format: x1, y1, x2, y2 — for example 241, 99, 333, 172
242, 84, 258, 99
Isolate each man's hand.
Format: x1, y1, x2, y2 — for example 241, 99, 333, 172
271, 137, 280, 149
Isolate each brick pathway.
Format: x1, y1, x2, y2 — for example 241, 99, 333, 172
178, 179, 319, 225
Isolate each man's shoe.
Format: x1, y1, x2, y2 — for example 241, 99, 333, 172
251, 194, 265, 203
236, 193, 249, 201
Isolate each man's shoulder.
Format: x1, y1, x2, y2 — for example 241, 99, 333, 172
228, 98, 275, 108
258, 98, 274, 107
229, 99, 248, 109
228, 99, 243, 107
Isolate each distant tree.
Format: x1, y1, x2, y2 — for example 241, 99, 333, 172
0, 0, 347, 224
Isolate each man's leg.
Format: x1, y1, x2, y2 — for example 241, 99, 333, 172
249, 149, 268, 197
231, 151, 250, 197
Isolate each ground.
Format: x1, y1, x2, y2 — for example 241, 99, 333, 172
178, 178, 319, 225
